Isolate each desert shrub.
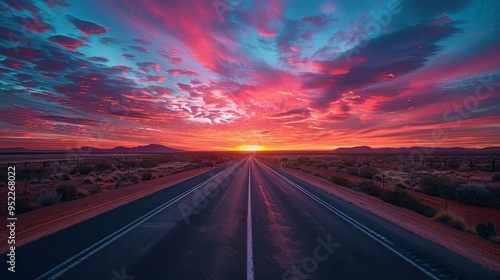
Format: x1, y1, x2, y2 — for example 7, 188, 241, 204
343, 161, 356, 167
357, 181, 382, 197
159, 174, 165, 178
88, 186, 101, 194
77, 188, 88, 198
55, 173, 72, 181
330, 175, 352, 187
37, 192, 61, 207
95, 176, 104, 182
448, 161, 462, 170
313, 172, 327, 179
492, 236, 500, 244
122, 160, 137, 168
433, 211, 466, 230
381, 188, 436, 217
345, 167, 359, 176
141, 172, 153, 181
373, 174, 383, 181
33, 168, 51, 182
453, 183, 491, 206
139, 159, 158, 168
358, 166, 380, 179
16, 196, 38, 214
395, 182, 408, 189
115, 175, 140, 188
83, 177, 93, 184
72, 165, 93, 175
94, 163, 113, 172
56, 185, 78, 202
105, 177, 115, 183
418, 174, 450, 196
492, 173, 500, 182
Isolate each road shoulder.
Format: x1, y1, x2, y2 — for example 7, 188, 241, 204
275, 165, 500, 273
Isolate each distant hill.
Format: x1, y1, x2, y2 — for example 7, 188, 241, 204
332, 146, 500, 155
0, 147, 34, 153
0, 144, 183, 154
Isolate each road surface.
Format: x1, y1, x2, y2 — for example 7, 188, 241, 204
1, 157, 498, 279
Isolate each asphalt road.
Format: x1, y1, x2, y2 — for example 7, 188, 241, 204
1, 157, 498, 279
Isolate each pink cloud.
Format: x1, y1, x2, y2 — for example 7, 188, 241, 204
168, 69, 198, 76
48, 35, 87, 51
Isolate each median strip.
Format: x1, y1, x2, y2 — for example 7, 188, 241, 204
247, 162, 254, 280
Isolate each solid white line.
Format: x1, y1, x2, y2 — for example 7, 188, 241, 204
36, 161, 243, 280
247, 162, 255, 280
260, 161, 440, 280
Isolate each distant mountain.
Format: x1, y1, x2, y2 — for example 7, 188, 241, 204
0, 147, 33, 153
0, 144, 183, 154
332, 146, 500, 155
109, 144, 183, 153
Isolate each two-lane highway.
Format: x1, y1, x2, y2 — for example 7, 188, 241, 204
1, 157, 498, 279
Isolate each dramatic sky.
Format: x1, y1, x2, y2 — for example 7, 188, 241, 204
0, 0, 499, 151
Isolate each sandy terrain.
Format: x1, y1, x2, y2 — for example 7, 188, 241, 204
277, 166, 500, 273
0, 165, 223, 253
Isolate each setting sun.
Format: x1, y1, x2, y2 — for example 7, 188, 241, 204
237, 145, 263, 151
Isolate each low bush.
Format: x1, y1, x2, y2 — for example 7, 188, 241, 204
83, 177, 93, 184
72, 165, 94, 175
395, 182, 408, 189
94, 163, 113, 172
139, 159, 158, 168
492, 236, 500, 244
115, 175, 140, 188
453, 183, 491, 206
381, 188, 436, 217
330, 175, 352, 187
56, 185, 78, 202
77, 188, 88, 198
141, 172, 153, 181
55, 173, 72, 181
433, 211, 466, 230
357, 181, 382, 197
37, 192, 61, 207
358, 166, 380, 179
313, 172, 327, 179
122, 160, 137, 168
419, 174, 450, 196
88, 186, 101, 194
16, 196, 38, 214
345, 167, 359, 176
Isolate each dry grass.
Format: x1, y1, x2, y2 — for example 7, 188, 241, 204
465, 227, 478, 235
433, 211, 467, 231
492, 235, 500, 244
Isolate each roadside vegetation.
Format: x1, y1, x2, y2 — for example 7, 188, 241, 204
264, 153, 500, 243
1, 153, 235, 215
